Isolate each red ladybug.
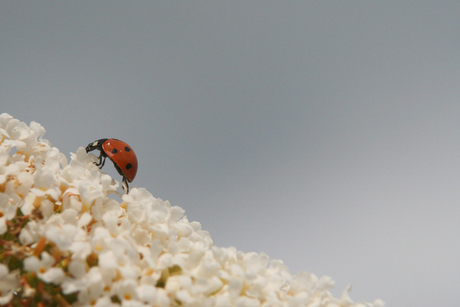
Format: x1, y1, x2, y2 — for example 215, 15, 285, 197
85, 138, 138, 193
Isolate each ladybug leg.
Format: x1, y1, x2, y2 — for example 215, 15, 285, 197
122, 177, 130, 193
96, 154, 106, 168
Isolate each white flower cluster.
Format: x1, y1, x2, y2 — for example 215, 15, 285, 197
0, 113, 384, 307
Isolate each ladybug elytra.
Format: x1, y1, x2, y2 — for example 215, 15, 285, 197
85, 138, 138, 193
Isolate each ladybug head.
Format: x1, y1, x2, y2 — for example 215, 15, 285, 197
85, 138, 108, 153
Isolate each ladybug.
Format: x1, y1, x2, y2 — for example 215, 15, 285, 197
85, 138, 138, 193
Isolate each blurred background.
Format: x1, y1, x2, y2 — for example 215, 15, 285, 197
1, 2, 460, 305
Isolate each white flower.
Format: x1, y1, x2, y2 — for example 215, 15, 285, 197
30, 169, 61, 201
0, 264, 20, 305
19, 219, 41, 245
45, 224, 78, 250
0, 193, 18, 235
0, 113, 384, 307
0, 218, 6, 235
23, 252, 65, 284
135, 284, 157, 305
92, 296, 117, 307
113, 278, 139, 302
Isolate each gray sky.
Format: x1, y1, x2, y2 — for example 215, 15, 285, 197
2, 2, 460, 305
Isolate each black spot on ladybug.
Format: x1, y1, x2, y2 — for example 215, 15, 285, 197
126, 163, 133, 170
125, 146, 131, 152
112, 149, 118, 154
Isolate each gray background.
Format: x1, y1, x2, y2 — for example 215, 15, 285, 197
2, 2, 460, 306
